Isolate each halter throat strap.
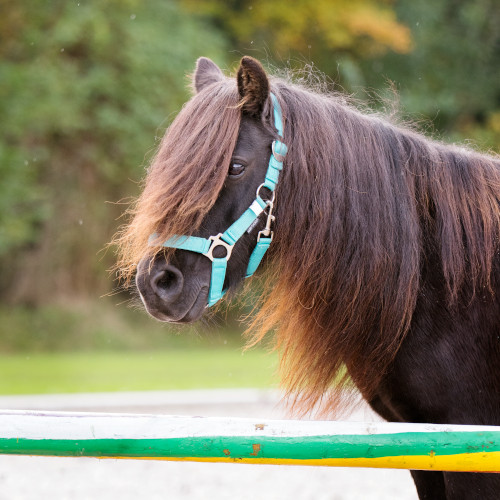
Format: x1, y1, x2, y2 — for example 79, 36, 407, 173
151, 93, 287, 307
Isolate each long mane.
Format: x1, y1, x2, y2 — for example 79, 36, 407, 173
248, 78, 500, 415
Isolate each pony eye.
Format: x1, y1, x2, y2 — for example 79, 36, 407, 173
228, 162, 245, 177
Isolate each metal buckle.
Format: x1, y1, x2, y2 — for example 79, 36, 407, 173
257, 198, 275, 241
257, 219, 274, 242
202, 233, 234, 262
272, 140, 286, 162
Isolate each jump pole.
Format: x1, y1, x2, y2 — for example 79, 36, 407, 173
0, 410, 499, 472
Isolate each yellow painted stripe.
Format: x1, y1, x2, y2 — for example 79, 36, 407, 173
100, 451, 500, 472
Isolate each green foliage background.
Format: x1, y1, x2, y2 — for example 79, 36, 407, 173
0, 0, 228, 305
0, 0, 499, 354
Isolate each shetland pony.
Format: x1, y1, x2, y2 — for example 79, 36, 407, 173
115, 56, 500, 499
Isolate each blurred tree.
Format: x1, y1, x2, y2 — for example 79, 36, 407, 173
181, 0, 412, 74
360, 0, 500, 150
0, 0, 229, 304
181, 0, 498, 151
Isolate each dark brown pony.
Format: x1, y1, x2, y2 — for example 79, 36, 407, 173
115, 56, 500, 499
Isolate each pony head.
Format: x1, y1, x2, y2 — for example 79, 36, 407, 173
116, 57, 280, 322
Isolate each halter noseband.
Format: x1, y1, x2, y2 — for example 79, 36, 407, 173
150, 93, 287, 307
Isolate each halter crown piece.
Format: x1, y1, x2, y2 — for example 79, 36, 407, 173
150, 93, 287, 307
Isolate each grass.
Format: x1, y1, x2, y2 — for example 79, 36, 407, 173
0, 300, 279, 395
0, 302, 241, 352
0, 349, 278, 395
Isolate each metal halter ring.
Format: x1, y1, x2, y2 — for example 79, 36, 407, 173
256, 183, 276, 204
202, 234, 234, 262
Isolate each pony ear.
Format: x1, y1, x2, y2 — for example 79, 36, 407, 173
193, 57, 224, 93
237, 56, 270, 117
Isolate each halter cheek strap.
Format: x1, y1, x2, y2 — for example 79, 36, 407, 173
150, 93, 287, 307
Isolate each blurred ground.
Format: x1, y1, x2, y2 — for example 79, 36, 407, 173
0, 390, 418, 500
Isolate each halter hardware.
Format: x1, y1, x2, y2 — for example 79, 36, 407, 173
257, 199, 275, 241
202, 234, 234, 262
150, 93, 287, 307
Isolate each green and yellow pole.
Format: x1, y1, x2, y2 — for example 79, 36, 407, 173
0, 410, 499, 472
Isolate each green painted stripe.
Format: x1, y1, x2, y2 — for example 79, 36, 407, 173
1, 431, 499, 459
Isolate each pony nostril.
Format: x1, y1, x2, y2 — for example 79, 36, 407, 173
150, 265, 184, 302
158, 270, 175, 287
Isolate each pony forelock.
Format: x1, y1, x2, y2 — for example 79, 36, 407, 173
113, 79, 241, 286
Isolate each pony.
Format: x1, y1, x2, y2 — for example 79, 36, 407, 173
115, 56, 500, 499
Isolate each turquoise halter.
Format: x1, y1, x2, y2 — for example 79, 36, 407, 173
151, 93, 287, 307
